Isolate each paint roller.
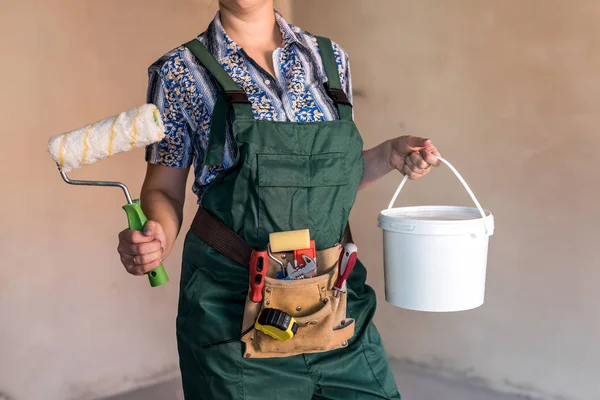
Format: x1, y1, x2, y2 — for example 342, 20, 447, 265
47, 104, 169, 287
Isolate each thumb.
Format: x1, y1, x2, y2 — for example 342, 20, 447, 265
142, 220, 163, 237
403, 136, 432, 151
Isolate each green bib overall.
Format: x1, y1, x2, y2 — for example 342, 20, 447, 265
176, 37, 401, 400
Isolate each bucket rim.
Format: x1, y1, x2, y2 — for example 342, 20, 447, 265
378, 205, 495, 235
380, 205, 493, 219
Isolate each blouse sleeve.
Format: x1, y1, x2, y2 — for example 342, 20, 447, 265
145, 61, 195, 169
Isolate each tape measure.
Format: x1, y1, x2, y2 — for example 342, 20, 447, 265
254, 308, 299, 341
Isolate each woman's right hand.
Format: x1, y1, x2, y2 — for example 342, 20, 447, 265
117, 221, 167, 276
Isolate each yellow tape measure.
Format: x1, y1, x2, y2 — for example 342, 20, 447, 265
254, 308, 299, 342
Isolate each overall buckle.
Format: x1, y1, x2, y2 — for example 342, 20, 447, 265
225, 90, 251, 103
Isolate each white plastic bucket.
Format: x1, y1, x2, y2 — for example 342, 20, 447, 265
378, 156, 495, 312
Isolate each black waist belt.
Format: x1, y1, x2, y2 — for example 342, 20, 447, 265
190, 207, 353, 267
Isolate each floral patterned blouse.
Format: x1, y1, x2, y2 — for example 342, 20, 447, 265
145, 10, 353, 202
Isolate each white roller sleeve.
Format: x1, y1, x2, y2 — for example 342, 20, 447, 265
48, 104, 165, 171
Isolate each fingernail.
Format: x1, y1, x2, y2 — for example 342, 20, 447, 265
160, 257, 164, 263
143, 227, 152, 234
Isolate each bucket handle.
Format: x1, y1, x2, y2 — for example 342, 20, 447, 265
387, 156, 492, 235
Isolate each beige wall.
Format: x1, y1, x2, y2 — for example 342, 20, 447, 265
2, 1, 599, 400
294, 1, 600, 400
0, 1, 290, 399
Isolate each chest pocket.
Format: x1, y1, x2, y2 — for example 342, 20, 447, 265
257, 153, 349, 241
258, 153, 348, 187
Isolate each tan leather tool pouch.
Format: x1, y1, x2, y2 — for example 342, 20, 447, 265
241, 244, 355, 359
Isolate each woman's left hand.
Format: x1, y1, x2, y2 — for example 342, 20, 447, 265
389, 136, 442, 180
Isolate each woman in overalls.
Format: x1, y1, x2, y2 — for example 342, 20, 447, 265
117, 1, 441, 398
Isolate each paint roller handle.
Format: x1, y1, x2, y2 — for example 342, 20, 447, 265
122, 201, 169, 287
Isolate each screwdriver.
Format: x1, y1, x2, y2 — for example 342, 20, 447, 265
249, 250, 268, 303
333, 243, 358, 298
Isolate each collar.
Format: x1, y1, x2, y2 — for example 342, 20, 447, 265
207, 10, 302, 62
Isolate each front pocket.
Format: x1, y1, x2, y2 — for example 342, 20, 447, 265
309, 153, 349, 187
253, 264, 345, 354
255, 295, 339, 353
263, 272, 335, 315
257, 153, 349, 188
256, 152, 349, 238
258, 154, 310, 187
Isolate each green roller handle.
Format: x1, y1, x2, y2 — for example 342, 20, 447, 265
122, 200, 169, 287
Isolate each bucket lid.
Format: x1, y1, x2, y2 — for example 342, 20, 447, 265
379, 205, 494, 236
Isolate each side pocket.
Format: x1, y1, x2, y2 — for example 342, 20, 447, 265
241, 297, 261, 334
176, 267, 201, 330
177, 230, 206, 328
333, 318, 355, 341
361, 341, 401, 399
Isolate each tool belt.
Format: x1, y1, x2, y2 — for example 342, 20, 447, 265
191, 207, 356, 359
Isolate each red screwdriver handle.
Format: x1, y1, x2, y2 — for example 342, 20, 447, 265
249, 250, 268, 303
334, 243, 358, 291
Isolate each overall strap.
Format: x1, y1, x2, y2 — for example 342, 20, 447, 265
184, 38, 254, 167
315, 36, 353, 121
